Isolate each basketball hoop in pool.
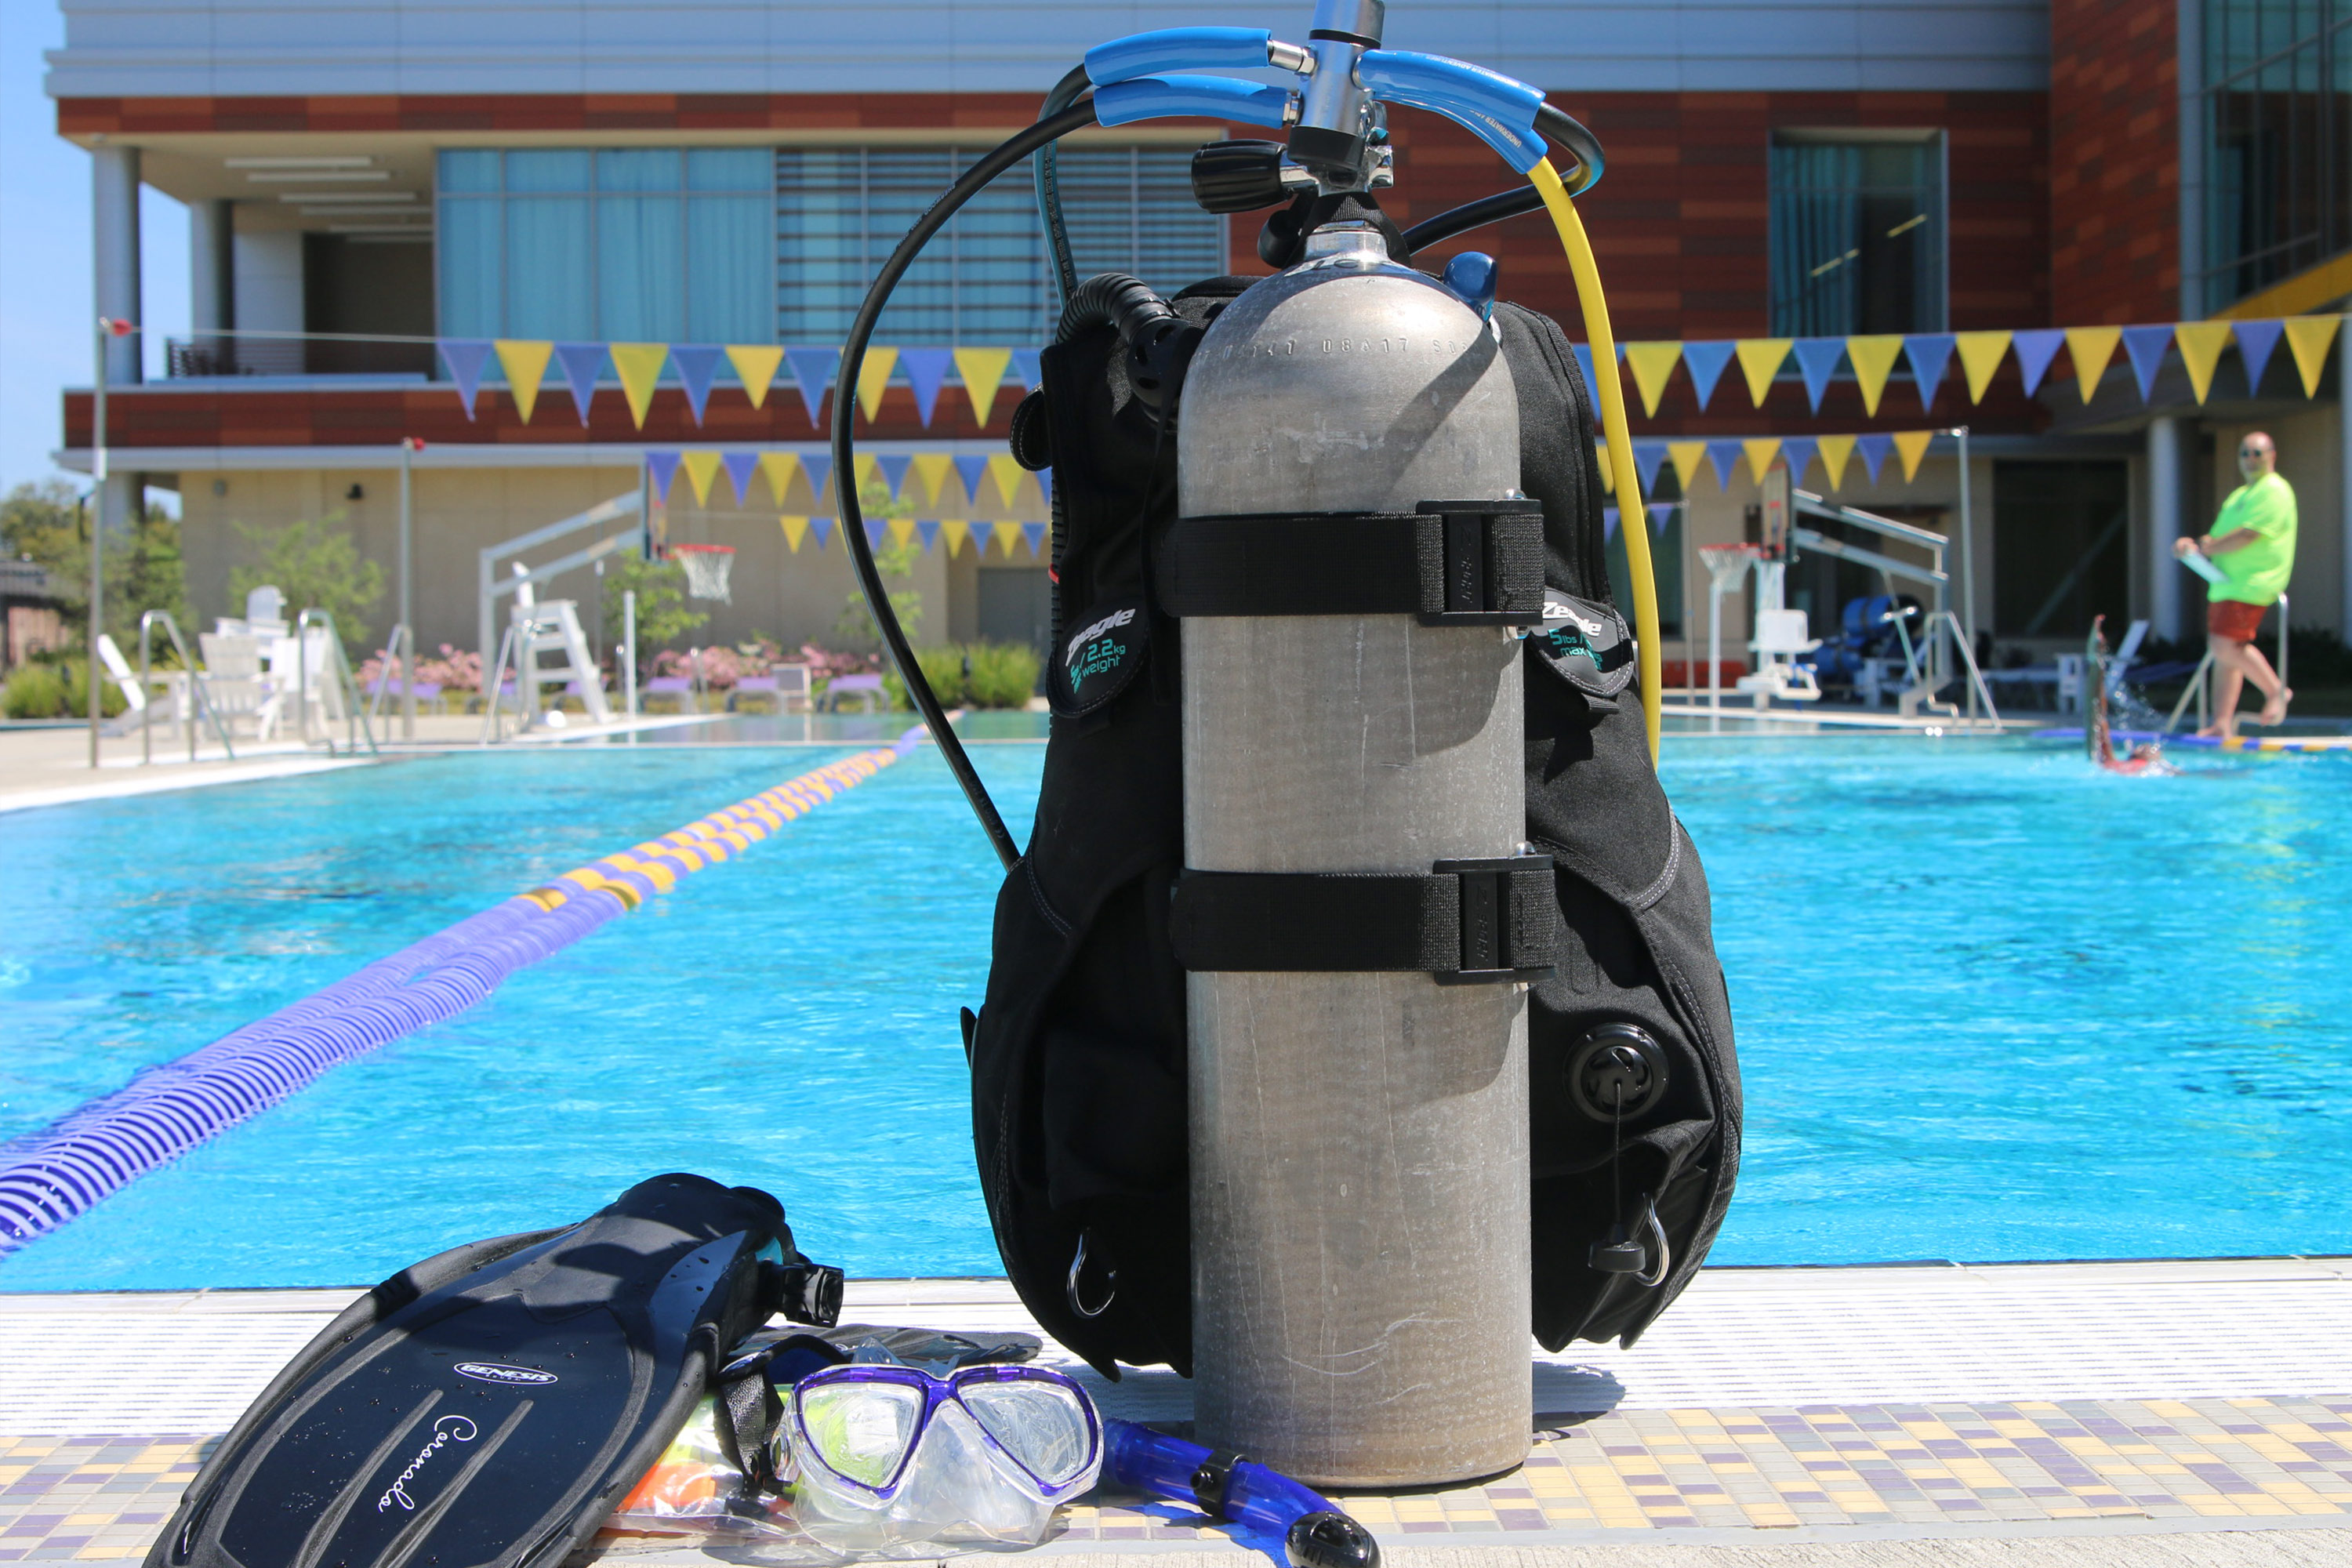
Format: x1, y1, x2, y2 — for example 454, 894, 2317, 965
670, 543, 735, 603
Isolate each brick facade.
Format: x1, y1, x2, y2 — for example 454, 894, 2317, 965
2049, 0, 2180, 325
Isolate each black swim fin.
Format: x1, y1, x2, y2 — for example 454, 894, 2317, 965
148, 1173, 843, 1568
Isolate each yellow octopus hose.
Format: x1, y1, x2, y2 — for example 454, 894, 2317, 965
1529, 158, 1662, 764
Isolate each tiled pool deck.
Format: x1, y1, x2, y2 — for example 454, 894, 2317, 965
7, 1261, 2352, 1566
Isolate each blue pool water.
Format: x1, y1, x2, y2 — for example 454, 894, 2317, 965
2, 734, 2347, 1288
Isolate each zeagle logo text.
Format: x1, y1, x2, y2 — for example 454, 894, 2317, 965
1065, 607, 1136, 690
378, 1416, 477, 1513
455, 1362, 558, 1386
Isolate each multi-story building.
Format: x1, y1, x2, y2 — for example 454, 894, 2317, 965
45, 1, 2352, 670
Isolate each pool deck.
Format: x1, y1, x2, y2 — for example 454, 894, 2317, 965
7, 1258, 2352, 1566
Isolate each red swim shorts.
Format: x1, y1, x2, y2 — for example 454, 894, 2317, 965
2209, 598, 2270, 641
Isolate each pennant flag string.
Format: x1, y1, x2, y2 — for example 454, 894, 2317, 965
554, 343, 606, 426
670, 344, 724, 426
438, 339, 492, 420
2233, 319, 2284, 395
494, 339, 554, 423
727, 344, 786, 411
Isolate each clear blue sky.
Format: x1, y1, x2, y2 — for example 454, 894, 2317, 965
1, 0, 188, 499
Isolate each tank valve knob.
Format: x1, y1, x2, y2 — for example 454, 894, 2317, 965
1440, 252, 1498, 320
1192, 140, 1316, 214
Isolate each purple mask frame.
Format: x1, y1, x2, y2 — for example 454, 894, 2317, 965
786, 1363, 1103, 1503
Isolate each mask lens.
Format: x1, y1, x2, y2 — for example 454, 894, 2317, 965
797, 1381, 924, 1490
956, 1378, 1095, 1488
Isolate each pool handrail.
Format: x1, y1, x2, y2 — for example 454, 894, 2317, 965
138, 608, 238, 766
295, 607, 380, 757
365, 622, 415, 735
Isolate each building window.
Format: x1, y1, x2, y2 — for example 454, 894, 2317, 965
2201, 0, 2352, 312
1769, 134, 1947, 336
776, 145, 1223, 345
437, 148, 775, 342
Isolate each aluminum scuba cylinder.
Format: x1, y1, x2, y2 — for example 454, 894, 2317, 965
1176, 223, 1532, 1487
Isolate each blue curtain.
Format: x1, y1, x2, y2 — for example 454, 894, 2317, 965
687, 196, 771, 343
436, 198, 500, 340
598, 196, 684, 342
505, 198, 593, 339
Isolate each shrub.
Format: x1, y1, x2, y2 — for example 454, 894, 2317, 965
229, 514, 383, 652
3, 662, 66, 719
915, 644, 971, 705
967, 641, 1042, 707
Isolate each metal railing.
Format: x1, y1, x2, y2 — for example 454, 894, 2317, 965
165, 331, 437, 380
365, 622, 416, 735
295, 609, 380, 757
136, 609, 237, 764
2162, 593, 2288, 735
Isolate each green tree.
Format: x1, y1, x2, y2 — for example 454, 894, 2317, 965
1, 479, 190, 649
601, 554, 709, 674
228, 514, 384, 652
833, 480, 924, 650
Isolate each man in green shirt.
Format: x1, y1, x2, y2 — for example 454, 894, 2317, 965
2174, 430, 2294, 735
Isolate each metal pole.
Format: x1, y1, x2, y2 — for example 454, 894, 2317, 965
1952, 427, 1978, 722
89, 318, 112, 768
623, 589, 638, 728
399, 437, 417, 740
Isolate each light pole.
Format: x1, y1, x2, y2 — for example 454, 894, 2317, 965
399, 437, 423, 740
89, 315, 134, 768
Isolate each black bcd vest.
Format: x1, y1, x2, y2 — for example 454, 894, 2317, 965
965, 276, 1741, 1379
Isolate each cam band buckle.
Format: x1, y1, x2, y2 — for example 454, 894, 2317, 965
1156, 503, 1544, 626
1167, 855, 1558, 982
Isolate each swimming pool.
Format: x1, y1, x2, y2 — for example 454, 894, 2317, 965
2, 734, 2347, 1288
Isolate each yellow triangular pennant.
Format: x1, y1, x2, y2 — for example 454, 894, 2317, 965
2283, 315, 2343, 397
494, 339, 554, 423
609, 343, 669, 429
994, 521, 1027, 556
779, 515, 809, 554
2172, 322, 2234, 405
911, 453, 955, 508
953, 347, 1014, 427
758, 452, 800, 507
1817, 434, 1856, 491
1892, 430, 1935, 482
725, 346, 786, 410
1666, 441, 1708, 493
855, 347, 900, 423
1845, 335, 1905, 416
887, 517, 916, 548
681, 450, 723, 506
1622, 342, 1684, 419
1742, 438, 1783, 485
1953, 331, 2012, 403
853, 452, 879, 495
1595, 440, 1613, 494
2063, 326, 2122, 405
1735, 339, 1792, 408
941, 519, 971, 556
985, 454, 1026, 510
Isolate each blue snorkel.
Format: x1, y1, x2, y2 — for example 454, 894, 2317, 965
1104, 1419, 1380, 1568
837, 1, 1618, 869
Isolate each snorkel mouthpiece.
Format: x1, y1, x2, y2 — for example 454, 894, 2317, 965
1288, 1510, 1381, 1568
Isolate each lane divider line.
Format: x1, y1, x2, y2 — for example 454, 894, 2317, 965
0, 727, 929, 1255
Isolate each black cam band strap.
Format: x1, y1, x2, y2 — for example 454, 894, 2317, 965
1158, 501, 1545, 626
1169, 857, 1559, 983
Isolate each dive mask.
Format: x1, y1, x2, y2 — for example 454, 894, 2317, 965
782, 1359, 1103, 1550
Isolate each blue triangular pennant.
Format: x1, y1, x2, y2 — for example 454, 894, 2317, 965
670, 344, 724, 425
800, 453, 834, 509
2011, 329, 2066, 398
438, 339, 493, 419
644, 450, 681, 502
809, 516, 834, 550
954, 453, 989, 505
1649, 502, 1675, 537
1008, 349, 1043, 390
1632, 440, 1668, 494
1022, 522, 1047, 556
554, 343, 606, 426
786, 348, 838, 426
1572, 344, 1598, 398
1855, 434, 1893, 485
900, 349, 952, 427
1602, 506, 1621, 542
2121, 325, 2173, 402
2234, 319, 2284, 394
721, 452, 758, 506
878, 453, 913, 498
1704, 439, 1747, 488
1779, 436, 1819, 486
1679, 340, 1737, 412
863, 517, 887, 548
1903, 333, 1956, 412
1036, 467, 1053, 512
916, 519, 940, 551
1791, 338, 1844, 413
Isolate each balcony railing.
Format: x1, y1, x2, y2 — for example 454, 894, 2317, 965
165, 331, 437, 380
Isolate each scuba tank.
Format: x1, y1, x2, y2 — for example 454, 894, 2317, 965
833, 1, 1741, 1490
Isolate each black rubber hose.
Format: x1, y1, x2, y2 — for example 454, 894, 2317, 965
1056, 272, 1181, 347
1034, 65, 1094, 310
1398, 103, 1605, 256
836, 100, 1101, 873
